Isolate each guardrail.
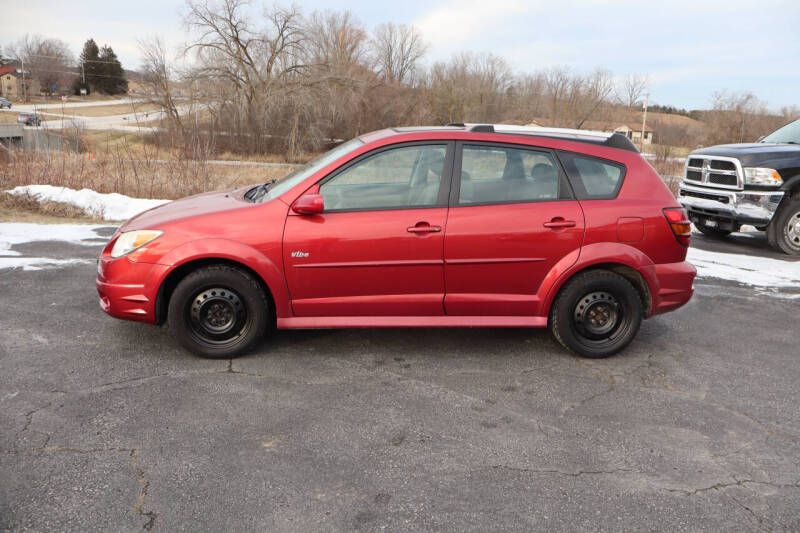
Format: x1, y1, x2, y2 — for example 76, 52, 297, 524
0, 124, 24, 139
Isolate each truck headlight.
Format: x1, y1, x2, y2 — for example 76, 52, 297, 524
744, 167, 783, 186
111, 230, 163, 258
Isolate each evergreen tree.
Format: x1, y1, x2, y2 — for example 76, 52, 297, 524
98, 45, 128, 95
78, 38, 100, 94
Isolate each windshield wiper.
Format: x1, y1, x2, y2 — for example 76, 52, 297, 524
251, 179, 278, 203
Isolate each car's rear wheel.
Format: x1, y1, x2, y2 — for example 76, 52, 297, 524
768, 198, 800, 255
550, 270, 643, 358
168, 265, 269, 358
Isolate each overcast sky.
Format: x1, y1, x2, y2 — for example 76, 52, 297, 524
3, 0, 798, 110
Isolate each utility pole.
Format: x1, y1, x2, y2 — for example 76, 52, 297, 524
640, 93, 649, 152
21, 57, 26, 102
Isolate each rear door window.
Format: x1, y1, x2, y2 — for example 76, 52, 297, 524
457, 144, 565, 205
558, 152, 625, 199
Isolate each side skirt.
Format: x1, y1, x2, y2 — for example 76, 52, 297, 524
277, 316, 548, 329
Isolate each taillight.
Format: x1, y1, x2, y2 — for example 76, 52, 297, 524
663, 208, 691, 247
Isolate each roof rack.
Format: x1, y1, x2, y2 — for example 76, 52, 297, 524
461, 123, 639, 153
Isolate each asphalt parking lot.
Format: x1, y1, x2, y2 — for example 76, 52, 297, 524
1, 230, 798, 531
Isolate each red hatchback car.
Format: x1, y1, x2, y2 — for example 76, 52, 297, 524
97, 124, 696, 359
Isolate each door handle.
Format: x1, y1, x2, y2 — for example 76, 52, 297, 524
543, 217, 576, 229
407, 222, 441, 234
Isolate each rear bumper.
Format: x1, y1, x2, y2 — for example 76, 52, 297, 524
678, 182, 784, 226
648, 260, 696, 316
96, 256, 169, 324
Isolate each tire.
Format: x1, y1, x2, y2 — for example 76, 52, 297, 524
695, 224, 732, 239
168, 265, 269, 358
550, 270, 643, 358
767, 197, 800, 255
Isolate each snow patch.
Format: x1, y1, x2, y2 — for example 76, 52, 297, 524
0, 257, 92, 271
0, 222, 107, 257
6, 185, 170, 221
687, 247, 800, 288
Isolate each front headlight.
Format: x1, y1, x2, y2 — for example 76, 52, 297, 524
110, 230, 163, 258
744, 167, 783, 186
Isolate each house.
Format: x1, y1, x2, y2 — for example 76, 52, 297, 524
611, 123, 654, 145
526, 118, 654, 145
0, 67, 40, 101
575, 120, 654, 145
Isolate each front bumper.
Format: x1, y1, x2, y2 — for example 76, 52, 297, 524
678, 182, 784, 226
96, 256, 170, 324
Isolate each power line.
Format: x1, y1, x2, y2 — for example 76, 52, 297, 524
11, 53, 124, 65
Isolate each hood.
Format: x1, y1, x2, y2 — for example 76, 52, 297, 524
691, 142, 800, 169
121, 187, 254, 231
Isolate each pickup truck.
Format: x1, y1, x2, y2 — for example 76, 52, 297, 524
678, 119, 800, 254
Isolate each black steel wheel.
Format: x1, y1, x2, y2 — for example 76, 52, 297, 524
168, 265, 269, 358
550, 270, 643, 358
187, 287, 249, 346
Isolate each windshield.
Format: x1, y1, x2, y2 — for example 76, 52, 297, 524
760, 119, 800, 144
262, 138, 365, 201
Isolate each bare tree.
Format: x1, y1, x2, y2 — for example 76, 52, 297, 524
703, 91, 786, 145
424, 53, 513, 124
184, 0, 308, 153
570, 69, 615, 128
617, 73, 649, 108
11, 35, 74, 96
543, 67, 570, 126
139, 37, 186, 142
370, 23, 427, 85
306, 10, 368, 68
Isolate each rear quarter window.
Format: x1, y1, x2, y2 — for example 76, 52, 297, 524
558, 152, 626, 200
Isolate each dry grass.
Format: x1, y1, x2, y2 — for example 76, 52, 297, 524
44, 103, 161, 118
23, 94, 127, 105
0, 192, 101, 223
1, 150, 292, 201
0, 112, 20, 124
212, 150, 317, 164
649, 158, 684, 197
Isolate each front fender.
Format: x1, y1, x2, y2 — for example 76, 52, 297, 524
537, 242, 658, 318
154, 238, 291, 318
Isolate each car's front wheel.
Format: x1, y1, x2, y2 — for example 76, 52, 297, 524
168, 265, 270, 358
550, 270, 643, 358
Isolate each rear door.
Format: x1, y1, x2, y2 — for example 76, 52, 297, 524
443, 142, 585, 316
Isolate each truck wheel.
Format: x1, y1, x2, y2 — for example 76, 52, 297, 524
695, 225, 732, 239
550, 270, 643, 359
168, 265, 269, 358
768, 198, 800, 255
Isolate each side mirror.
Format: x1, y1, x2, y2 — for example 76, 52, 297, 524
292, 193, 324, 215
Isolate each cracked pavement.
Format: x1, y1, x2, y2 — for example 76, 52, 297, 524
1, 232, 799, 531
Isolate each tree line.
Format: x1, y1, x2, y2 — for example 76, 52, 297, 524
0, 36, 127, 97
140, 0, 798, 159
141, 0, 658, 158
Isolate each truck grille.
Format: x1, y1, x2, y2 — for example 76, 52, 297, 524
684, 156, 742, 190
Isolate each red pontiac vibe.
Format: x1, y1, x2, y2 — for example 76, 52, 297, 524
97, 124, 696, 359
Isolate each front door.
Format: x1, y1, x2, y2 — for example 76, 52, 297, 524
444, 143, 585, 316
283, 142, 454, 317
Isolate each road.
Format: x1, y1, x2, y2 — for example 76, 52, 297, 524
0, 230, 798, 531
3, 98, 146, 112
0, 100, 189, 133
